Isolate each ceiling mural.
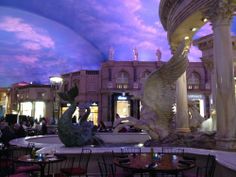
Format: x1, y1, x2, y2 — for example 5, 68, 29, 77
0, 0, 234, 87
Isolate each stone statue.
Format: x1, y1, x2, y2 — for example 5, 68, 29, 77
108, 47, 114, 60
156, 48, 162, 61
57, 86, 103, 147
133, 47, 138, 61
114, 41, 188, 140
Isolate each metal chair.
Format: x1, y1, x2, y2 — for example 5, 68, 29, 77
12, 144, 40, 174
183, 154, 216, 177
120, 147, 143, 177
60, 148, 92, 177
98, 152, 127, 177
0, 146, 14, 177
44, 154, 66, 177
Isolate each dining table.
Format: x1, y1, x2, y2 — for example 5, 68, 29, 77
114, 153, 196, 177
17, 154, 64, 177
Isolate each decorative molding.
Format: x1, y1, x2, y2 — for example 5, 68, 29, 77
201, 57, 214, 71
206, 0, 234, 26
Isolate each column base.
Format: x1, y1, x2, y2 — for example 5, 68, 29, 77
216, 138, 236, 150
175, 128, 191, 133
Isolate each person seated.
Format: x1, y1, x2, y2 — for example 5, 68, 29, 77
13, 123, 26, 138
40, 118, 47, 135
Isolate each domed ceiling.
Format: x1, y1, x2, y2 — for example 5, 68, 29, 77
0, 0, 235, 87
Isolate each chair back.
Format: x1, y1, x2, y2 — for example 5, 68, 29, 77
78, 148, 92, 171
98, 159, 115, 177
98, 152, 116, 177
161, 147, 184, 155
0, 146, 14, 176
204, 155, 216, 177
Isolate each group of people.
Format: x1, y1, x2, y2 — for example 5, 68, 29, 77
0, 117, 48, 146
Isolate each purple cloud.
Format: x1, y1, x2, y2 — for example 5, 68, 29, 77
15, 55, 38, 64
0, 16, 55, 50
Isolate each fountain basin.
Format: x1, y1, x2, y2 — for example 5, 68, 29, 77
10, 132, 151, 148
9, 133, 236, 176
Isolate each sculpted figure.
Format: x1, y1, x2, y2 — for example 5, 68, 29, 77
114, 41, 188, 140
57, 86, 103, 147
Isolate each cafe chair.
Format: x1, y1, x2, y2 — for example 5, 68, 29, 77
60, 148, 92, 177
98, 158, 124, 177
12, 145, 40, 174
161, 147, 184, 155
182, 154, 216, 177
0, 146, 14, 176
98, 151, 129, 177
120, 147, 144, 177
44, 155, 66, 177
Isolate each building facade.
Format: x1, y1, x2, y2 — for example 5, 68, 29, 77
61, 60, 211, 126
5, 59, 214, 126
8, 82, 54, 122
0, 87, 10, 118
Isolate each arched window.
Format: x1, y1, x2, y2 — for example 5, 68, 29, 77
116, 71, 129, 89
188, 72, 201, 90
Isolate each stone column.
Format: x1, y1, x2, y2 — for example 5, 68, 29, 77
175, 71, 190, 132
209, 0, 236, 149
202, 57, 217, 130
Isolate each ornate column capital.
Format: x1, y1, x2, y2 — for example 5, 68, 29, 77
201, 57, 214, 71
205, 0, 234, 27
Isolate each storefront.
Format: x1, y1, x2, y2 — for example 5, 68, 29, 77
110, 92, 140, 121
188, 94, 206, 117
20, 101, 46, 120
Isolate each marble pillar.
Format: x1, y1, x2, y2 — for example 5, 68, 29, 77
202, 57, 217, 130
176, 71, 190, 132
210, 1, 236, 149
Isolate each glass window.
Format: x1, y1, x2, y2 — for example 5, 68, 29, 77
88, 103, 98, 126
116, 71, 129, 89
34, 101, 45, 120
188, 72, 200, 90
20, 102, 32, 116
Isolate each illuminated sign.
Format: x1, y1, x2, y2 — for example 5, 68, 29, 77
188, 94, 204, 99
117, 96, 127, 100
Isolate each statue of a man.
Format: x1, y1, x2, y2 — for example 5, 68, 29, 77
108, 47, 114, 60
133, 47, 138, 61
156, 48, 162, 61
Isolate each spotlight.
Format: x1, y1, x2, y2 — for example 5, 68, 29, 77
202, 18, 208, 22
191, 27, 197, 32
184, 36, 190, 40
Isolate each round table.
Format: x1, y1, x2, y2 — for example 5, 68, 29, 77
114, 153, 196, 177
17, 154, 64, 177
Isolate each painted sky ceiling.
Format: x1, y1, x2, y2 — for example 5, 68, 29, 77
0, 0, 235, 87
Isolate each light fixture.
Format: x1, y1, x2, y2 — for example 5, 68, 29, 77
202, 18, 208, 22
49, 76, 63, 84
184, 36, 190, 40
191, 27, 197, 32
